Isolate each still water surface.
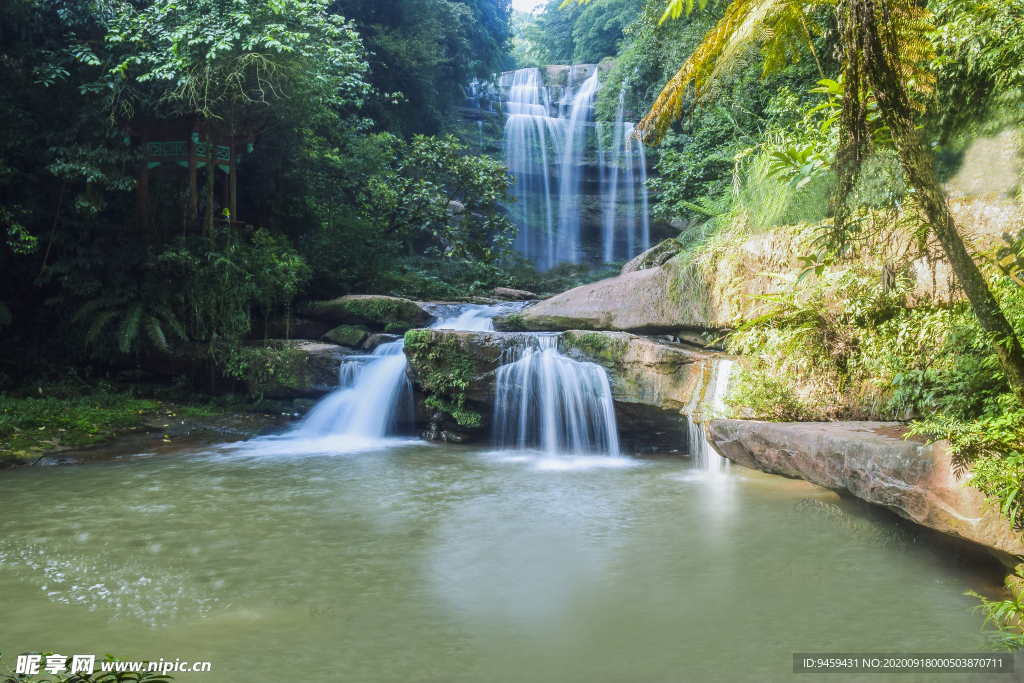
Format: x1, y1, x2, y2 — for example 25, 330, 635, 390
0, 439, 1008, 682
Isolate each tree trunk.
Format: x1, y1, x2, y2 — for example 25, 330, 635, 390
854, 0, 1024, 404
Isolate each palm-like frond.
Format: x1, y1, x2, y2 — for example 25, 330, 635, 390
0, 301, 11, 327
118, 303, 144, 353
636, 0, 830, 145
636, 0, 933, 146
85, 310, 120, 346
144, 315, 169, 351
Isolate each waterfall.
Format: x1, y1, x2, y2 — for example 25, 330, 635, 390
502, 67, 652, 269
554, 70, 600, 266
292, 341, 414, 440
279, 303, 525, 448
685, 359, 735, 473
505, 67, 560, 268
601, 88, 626, 263
493, 335, 620, 456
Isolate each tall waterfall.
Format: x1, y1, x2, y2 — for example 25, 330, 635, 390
503, 67, 651, 269
492, 335, 620, 455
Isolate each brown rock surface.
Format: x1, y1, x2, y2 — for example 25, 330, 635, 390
706, 419, 1024, 557
493, 287, 537, 300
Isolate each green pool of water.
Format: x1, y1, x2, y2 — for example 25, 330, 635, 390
0, 441, 1006, 682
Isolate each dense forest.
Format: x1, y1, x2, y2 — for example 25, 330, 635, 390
2, 0, 1024, 621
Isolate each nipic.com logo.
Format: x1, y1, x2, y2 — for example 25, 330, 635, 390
14, 654, 212, 676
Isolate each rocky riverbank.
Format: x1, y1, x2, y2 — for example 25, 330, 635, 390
706, 419, 1024, 560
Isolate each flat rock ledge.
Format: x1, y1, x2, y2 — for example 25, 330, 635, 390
707, 419, 1024, 558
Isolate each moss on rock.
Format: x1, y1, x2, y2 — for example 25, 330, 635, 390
323, 324, 368, 347
403, 329, 482, 428
309, 295, 429, 328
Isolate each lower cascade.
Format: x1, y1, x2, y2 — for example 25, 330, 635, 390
492, 335, 620, 455
291, 340, 413, 440
288, 303, 521, 442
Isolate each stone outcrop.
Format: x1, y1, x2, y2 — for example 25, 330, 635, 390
560, 331, 717, 412
496, 265, 717, 338
493, 286, 537, 300
706, 419, 1024, 558
307, 294, 430, 329
621, 238, 682, 274
242, 340, 355, 399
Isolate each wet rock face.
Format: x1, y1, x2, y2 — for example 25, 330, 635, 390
706, 419, 1024, 557
560, 331, 714, 413
307, 295, 430, 329
404, 329, 723, 452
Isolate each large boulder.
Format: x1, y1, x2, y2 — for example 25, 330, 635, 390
560, 330, 716, 412
706, 419, 1024, 558
241, 340, 355, 399
308, 295, 430, 328
621, 238, 682, 274
495, 266, 717, 337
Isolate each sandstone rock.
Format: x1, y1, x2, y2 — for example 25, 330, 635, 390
493, 287, 537, 300
308, 295, 430, 328
560, 330, 716, 412
706, 419, 1024, 557
621, 239, 682, 275
242, 340, 355, 399
323, 324, 368, 347
497, 266, 718, 337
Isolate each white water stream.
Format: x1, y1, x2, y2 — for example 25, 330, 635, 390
492, 335, 619, 456
504, 67, 650, 269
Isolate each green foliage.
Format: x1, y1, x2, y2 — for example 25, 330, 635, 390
105, 0, 369, 124
331, 0, 512, 135
0, 386, 157, 460
2, 652, 174, 682
403, 329, 481, 427
963, 589, 1024, 651
930, 0, 1024, 142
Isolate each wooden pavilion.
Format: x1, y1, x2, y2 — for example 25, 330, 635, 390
126, 117, 263, 231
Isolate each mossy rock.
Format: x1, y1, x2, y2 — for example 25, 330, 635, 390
384, 322, 413, 335
239, 342, 348, 399
308, 295, 429, 328
323, 324, 368, 347
403, 329, 486, 428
